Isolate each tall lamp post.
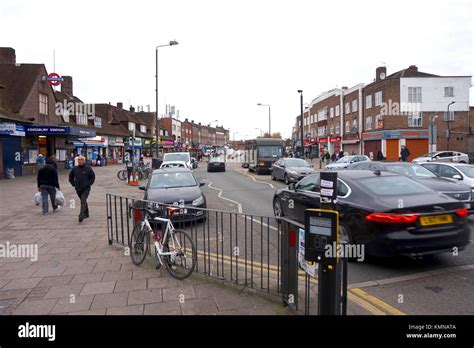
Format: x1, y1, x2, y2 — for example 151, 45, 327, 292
155, 40, 179, 158
298, 90, 304, 156
257, 103, 271, 137
430, 115, 438, 153
446, 101, 455, 151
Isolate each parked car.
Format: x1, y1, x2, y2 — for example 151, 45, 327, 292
271, 158, 316, 184
347, 161, 472, 202
272, 170, 470, 258
160, 161, 189, 169
421, 162, 474, 192
412, 151, 469, 164
325, 155, 371, 170
163, 152, 192, 169
207, 157, 226, 172
140, 168, 206, 221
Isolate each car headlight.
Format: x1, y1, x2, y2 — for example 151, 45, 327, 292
289, 170, 298, 175
192, 195, 205, 206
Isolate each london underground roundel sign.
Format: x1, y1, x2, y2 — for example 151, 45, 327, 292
47, 73, 63, 86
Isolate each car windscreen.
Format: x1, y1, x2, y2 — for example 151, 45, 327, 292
149, 172, 197, 189
455, 165, 474, 178
357, 175, 432, 196
336, 156, 351, 163
385, 164, 437, 177
163, 153, 190, 162
258, 145, 282, 158
421, 152, 438, 158
285, 159, 310, 167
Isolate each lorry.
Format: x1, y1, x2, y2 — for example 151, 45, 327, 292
243, 138, 284, 175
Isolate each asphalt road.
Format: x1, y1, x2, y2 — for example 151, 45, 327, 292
193, 161, 474, 285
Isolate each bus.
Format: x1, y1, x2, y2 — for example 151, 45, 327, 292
244, 138, 284, 175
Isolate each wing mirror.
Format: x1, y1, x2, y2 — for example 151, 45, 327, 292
139, 185, 146, 191
199, 182, 206, 187
288, 183, 296, 190
452, 174, 462, 180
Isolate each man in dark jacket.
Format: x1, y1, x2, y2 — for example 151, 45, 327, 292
37, 158, 60, 215
69, 156, 95, 222
400, 146, 411, 162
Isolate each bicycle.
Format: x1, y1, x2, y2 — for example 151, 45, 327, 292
129, 206, 196, 280
117, 166, 148, 181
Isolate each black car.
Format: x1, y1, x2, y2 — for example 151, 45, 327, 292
140, 168, 206, 221
347, 161, 472, 202
273, 170, 470, 257
207, 156, 225, 172
271, 158, 316, 184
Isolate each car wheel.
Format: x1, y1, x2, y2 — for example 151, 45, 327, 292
271, 171, 276, 180
339, 223, 359, 262
273, 199, 284, 224
284, 174, 290, 185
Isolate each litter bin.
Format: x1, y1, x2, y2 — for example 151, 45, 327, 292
152, 158, 162, 169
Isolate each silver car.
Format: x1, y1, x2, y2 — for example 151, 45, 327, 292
421, 162, 474, 198
412, 151, 469, 164
271, 158, 316, 184
325, 155, 371, 170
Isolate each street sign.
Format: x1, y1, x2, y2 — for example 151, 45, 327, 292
46, 73, 64, 86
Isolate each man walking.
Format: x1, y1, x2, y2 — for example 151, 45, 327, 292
69, 156, 95, 222
400, 145, 411, 162
37, 158, 60, 215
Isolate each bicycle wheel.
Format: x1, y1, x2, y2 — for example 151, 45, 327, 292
117, 170, 127, 181
129, 223, 149, 266
163, 229, 196, 280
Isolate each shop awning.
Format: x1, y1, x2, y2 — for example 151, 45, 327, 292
341, 139, 359, 144
71, 141, 106, 148
25, 125, 96, 137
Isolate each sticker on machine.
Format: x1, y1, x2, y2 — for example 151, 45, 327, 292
320, 188, 334, 196
321, 180, 334, 188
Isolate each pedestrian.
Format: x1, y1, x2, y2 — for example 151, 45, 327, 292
351, 150, 356, 155
37, 157, 60, 215
339, 150, 344, 160
69, 155, 95, 222
400, 145, 411, 162
36, 154, 45, 171
324, 151, 331, 164
96, 154, 102, 167
376, 149, 384, 161
47, 155, 58, 169
331, 152, 337, 162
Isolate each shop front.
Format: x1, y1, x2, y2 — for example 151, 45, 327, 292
126, 137, 142, 162
0, 122, 25, 178
318, 136, 341, 156
71, 136, 107, 166
106, 136, 125, 165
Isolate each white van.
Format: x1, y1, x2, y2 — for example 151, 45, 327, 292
163, 152, 192, 169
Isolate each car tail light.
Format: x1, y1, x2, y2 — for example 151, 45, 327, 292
455, 208, 469, 218
258, 161, 265, 167
365, 213, 418, 224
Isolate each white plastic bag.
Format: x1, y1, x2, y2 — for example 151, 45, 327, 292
34, 192, 42, 206
55, 190, 65, 206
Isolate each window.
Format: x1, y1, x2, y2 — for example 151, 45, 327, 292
375, 91, 383, 106
444, 111, 454, 121
408, 87, 422, 102
318, 109, 326, 121
366, 95, 372, 109
172, 124, 176, 131
375, 114, 383, 129
76, 113, 87, 125
335, 105, 340, 117
345, 121, 350, 133
444, 87, 454, 97
352, 118, 358, 131
330, 107, 334, 118
439, 165, 461, 179
39, 93, 48, 115
358, 176, 432, 196
335, 124, 340, 135
330, 125, 334, 135
94, 116, 102, 128
366, 116, 373, 130
345, 102, 350, 114
297, 174, 319, 192
408, 112, 422, 127
140, 125, 147, 133
352, 99, 358, 113
128, 122, 136, 131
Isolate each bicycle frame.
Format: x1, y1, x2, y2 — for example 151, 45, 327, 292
143, 214, 180, 258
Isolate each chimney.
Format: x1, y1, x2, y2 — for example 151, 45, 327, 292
375, 66, 387, 81
408, 65, 418, 72
117, 102, 123, 109
341, 86, 348, 90
0, 47, 16, 64
130, 106, 135, 112
61, 76, 73, 96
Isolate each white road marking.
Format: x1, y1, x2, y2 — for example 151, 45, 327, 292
243, 216, 279, 231
202, 180, 243, 213
235, 167, 276, 189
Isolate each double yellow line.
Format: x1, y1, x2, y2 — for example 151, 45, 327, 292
194, 250, 405, 315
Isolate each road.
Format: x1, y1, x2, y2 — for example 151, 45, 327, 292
190, 161, 474, 314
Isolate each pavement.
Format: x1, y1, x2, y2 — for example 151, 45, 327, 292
0, 164, 291, 315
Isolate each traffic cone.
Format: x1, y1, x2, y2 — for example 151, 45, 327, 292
129, 170, 139, 186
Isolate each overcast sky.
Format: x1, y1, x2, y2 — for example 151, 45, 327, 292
1, 0, 473, 139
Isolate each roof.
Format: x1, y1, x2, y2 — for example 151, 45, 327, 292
0, 63, 50, 114
151, 167, 192, 174
337, 169, 399, 180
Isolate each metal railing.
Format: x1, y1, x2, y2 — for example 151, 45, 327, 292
105, 193, 344, 315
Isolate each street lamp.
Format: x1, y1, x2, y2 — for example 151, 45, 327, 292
446, 101, 455, 150
155, 40, 179, 158
297, 90, 304, 157
430, 115, 438, 153
255, 128, 264, 137
257, 103, 271, 137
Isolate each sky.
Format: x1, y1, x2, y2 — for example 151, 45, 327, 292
1, 0, 473, 139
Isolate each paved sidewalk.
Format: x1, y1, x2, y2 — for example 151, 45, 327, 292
0, 165, 289, 315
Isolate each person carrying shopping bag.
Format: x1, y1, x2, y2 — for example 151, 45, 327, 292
37, 158, 60, 215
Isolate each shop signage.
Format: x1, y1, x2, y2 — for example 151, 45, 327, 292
25, 126, 96, 137
0, 122, 25, 136
127, 137, 142, 147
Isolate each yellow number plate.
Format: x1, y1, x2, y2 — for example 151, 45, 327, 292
419, 215, 453, 226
